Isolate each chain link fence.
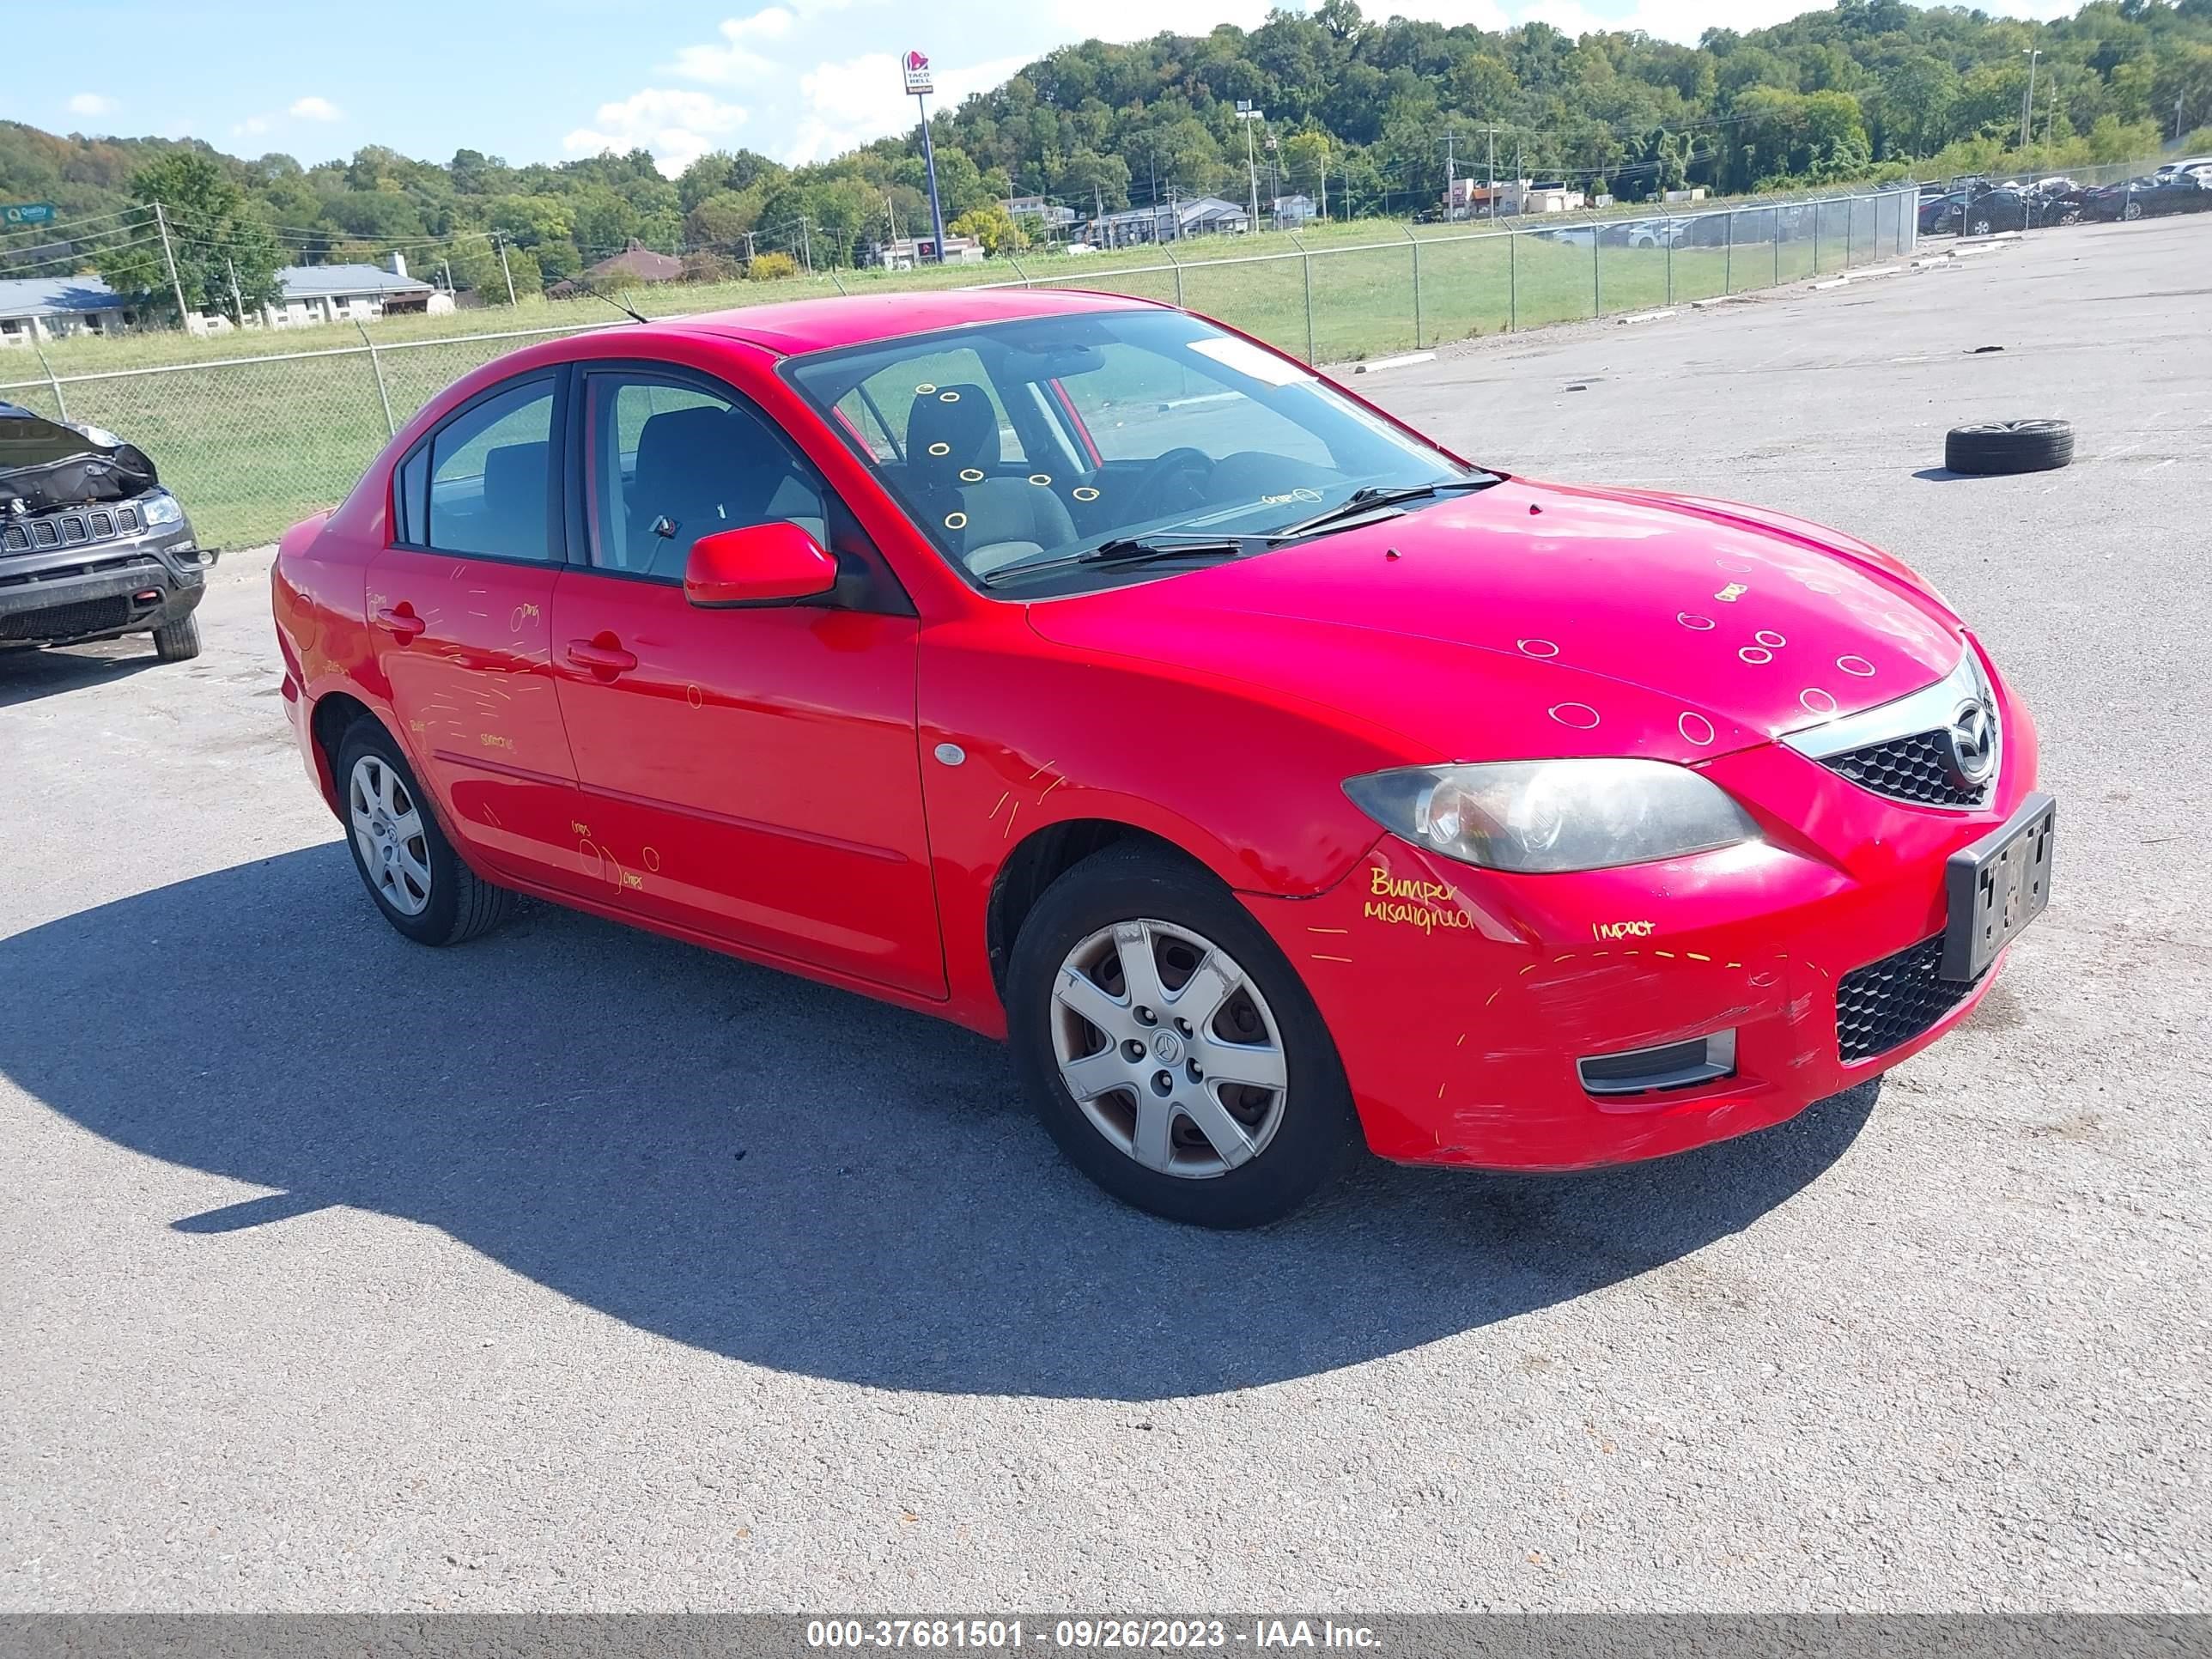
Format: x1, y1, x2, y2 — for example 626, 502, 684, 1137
3, 183, 1920, 550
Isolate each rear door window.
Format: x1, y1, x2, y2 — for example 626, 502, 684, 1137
425, 377, 558, 562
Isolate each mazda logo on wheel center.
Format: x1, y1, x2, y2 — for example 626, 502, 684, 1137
1152, 1030, 1184, 1065
1942, 696, 1997, 787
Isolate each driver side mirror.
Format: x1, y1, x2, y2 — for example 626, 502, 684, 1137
683, 521, 838, 609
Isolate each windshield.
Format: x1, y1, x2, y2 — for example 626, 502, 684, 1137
784, 309, 1480, 590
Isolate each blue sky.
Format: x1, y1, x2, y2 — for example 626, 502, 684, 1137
55, 0, 2073, 179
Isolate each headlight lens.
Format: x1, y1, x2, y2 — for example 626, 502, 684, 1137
140, 490, 185, 527
1343, 759, 1760, 873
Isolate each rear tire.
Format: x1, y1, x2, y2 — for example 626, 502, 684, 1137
1944, 418, 2075, 476
1006, 844, 1358, 1228
334, 720, 515, 946
151, 614, 201, 662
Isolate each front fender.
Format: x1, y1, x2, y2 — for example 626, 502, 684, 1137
919, 613, 1405, 1027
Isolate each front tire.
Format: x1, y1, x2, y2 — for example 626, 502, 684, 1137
1006, 844, 1357, 1228
335, 720, 515, 946
151, 614, 201, 662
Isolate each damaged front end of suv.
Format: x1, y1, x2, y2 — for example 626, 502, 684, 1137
0, 401, 215, 662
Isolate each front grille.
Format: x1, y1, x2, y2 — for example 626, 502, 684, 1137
3, 503, 143, 556
1836, 933, 1982, 1062
0, 593, 136, 641
1822, 730, 1988, 808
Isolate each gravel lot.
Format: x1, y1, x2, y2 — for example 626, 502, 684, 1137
3, 219, 2206, 1613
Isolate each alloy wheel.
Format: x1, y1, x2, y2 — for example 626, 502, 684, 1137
1049, 919, 1289, 1180
348, 753, 433, 917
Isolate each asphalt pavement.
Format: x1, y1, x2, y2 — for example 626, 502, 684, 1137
2, 219, 2206, 1612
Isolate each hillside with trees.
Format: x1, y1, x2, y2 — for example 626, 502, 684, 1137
3, 0, 2208, 313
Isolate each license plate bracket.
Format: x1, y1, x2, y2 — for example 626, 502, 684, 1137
1942, 793, 2056, 982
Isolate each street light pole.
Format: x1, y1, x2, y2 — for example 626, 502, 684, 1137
2021, 48, 2042, 152
1237, 102, 1264, 230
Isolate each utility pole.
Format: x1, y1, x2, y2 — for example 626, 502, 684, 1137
2179, 95, 2188, 142
441, 258, 452, 294
1237, 102, 1263, 230
1316, 149, 1328, 221
2021, 47, 2041, 151
799, 216, 813, 276
153, 203, 191, 330
226, 256, 243, 325
742, 230, 757, 264
495, 234, 516, 306
1443, 129, 1456, 218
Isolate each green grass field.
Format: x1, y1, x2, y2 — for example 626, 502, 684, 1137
0, 191, 1913, 549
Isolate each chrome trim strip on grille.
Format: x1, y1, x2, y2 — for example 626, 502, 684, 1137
1782, 647, 2000, 810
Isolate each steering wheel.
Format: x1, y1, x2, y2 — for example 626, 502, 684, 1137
1128, 447, 1216, 517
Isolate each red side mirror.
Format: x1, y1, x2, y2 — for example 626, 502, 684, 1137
683, 522, 838, 609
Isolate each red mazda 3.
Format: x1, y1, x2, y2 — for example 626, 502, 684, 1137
272, 289, 2052, 1226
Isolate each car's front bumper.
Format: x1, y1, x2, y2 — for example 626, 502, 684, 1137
0, 512, 212, 644
1241, 673, 2045, 1171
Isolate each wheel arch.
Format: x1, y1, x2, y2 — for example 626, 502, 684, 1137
985, 817, 1213, 999
307, 690, 378, 814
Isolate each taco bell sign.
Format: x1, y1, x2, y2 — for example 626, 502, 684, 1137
902, 49, 933, 95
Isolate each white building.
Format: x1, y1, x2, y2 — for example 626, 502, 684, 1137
1, 255, 450, 345
872, 235, 985, 270
0, 276, 138, 346
266, 256, 447, 327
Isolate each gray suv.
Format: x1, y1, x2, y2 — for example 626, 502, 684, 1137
0, 401, 215, 661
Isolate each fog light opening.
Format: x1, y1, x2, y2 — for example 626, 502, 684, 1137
1577, 1028, 1738, 1097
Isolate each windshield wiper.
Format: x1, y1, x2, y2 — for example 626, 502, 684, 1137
980, 534, 1262, 588
1274, 477, 1499, 538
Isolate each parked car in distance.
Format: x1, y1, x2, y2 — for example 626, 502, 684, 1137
1957, 188, 2034, 236
2083, 172, 2212, 221
1917, 191, 1972, 235
272, 289, 2052, 1227
0, 401, 214, 661
2151, 155, 2212, 182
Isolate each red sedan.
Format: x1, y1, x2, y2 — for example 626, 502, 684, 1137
272, 289, 2052, 1227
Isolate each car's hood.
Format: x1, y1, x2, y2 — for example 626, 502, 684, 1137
0, 401, 158, 514
1024, 477, 1964, 765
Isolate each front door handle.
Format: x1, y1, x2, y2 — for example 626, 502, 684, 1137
374, 605, 427, 641
566, 637, 638, 677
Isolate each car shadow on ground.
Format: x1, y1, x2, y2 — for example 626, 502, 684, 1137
2, 846, 1879, 1401
0, 641, 163, 708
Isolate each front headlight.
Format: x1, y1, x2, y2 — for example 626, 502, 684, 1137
140, 490, 185, 527
1343, 759, 1760, 873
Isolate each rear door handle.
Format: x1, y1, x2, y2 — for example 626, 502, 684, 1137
566, 638, 638, 676
374, 605, 427, 641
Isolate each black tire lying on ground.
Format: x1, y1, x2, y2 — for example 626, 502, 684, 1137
1944, 418, 2075, 476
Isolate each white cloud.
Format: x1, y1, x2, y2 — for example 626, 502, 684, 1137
232, 114, 272, 137
289, 94, 343, 121
564, 88, 751, 176
776, 49, 1030, 163
67, 92, 117, 118
669, 8, 799, 84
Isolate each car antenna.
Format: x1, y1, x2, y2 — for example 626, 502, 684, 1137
578, 279, 651, 326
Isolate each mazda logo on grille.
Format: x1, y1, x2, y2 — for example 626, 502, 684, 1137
1941, 696, 1997, 787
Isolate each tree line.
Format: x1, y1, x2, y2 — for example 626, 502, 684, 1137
2, 0, 2207, 318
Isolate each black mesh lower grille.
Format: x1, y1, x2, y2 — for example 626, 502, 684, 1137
0, 594, 136, 641
1836, 933, 1981, 1062
1823, 730, 1987, 807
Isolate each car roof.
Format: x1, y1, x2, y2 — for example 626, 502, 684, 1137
660, 285, 1161, 357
